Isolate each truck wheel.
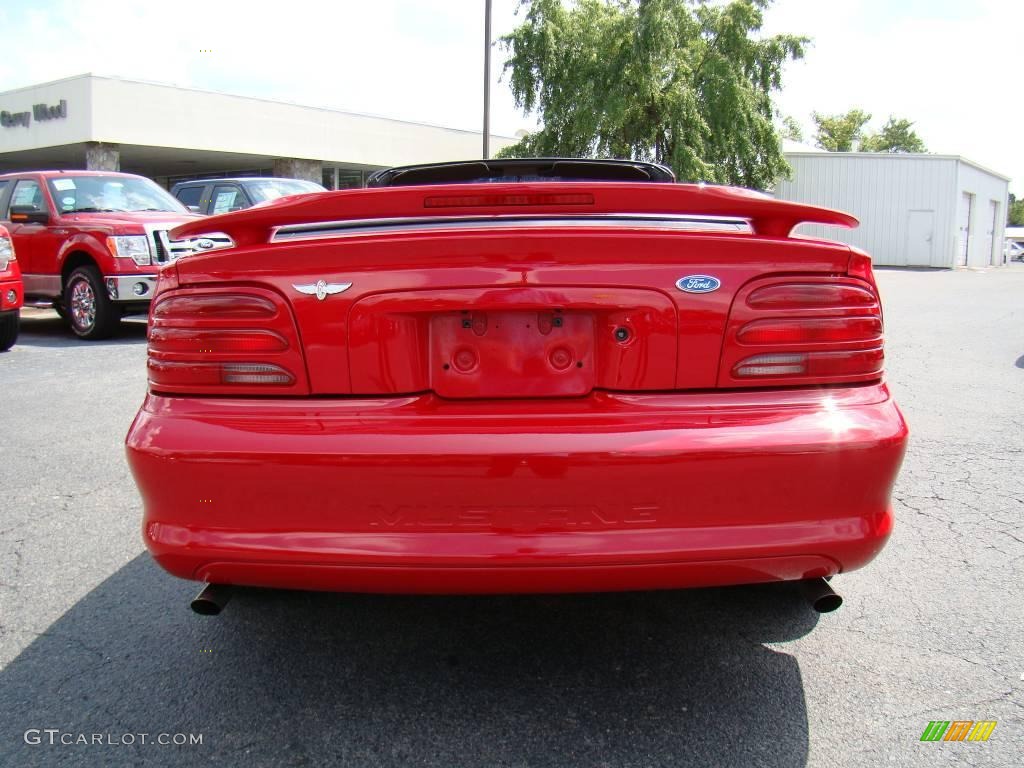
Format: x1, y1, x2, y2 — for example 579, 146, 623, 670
0, 312, 18, 351
65, 266, 120, 340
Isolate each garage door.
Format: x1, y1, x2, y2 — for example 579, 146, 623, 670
958, 192, 973, 266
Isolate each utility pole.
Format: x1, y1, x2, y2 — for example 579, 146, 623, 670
483, 0, 492, 158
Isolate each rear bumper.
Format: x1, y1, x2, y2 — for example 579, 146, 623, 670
125, 383, 908, 593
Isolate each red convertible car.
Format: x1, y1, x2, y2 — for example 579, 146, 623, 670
125, 159, 908, 614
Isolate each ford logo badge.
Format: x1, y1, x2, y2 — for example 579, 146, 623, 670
195, 238, 216, 250
676, 275, 721, 293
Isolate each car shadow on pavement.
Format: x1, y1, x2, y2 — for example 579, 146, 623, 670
0, 556, 817, 768
14, 311, 148, 348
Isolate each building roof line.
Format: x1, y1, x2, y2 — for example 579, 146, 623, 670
0, 72, 519, 141
784, 151, 1011, 182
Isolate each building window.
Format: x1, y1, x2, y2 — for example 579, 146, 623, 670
336, 170, 363, 189
322, 168, 365, 190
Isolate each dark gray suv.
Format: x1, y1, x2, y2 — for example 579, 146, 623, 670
171, 177, 325, 215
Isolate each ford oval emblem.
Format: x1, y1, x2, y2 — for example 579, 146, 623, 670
195, 238, 216, 250
676, 275, 721, 293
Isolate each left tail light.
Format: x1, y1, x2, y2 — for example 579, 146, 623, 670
147, 287, 309, 396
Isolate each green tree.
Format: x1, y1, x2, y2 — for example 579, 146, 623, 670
860, 117, 927, 153
1008, 194, 1024, 227
812, 109, 871, 152
498, 0, 808, 189
781, 115, 804, 143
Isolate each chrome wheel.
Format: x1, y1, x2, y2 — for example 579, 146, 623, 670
63, 266, 119, 340
70, 278, 96, 331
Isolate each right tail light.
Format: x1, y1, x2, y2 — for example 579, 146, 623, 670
721, 277, 884, 388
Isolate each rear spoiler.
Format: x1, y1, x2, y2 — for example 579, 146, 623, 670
170, 182, 858, 247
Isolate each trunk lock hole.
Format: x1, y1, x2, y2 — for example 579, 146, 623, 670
614, 326, 631, 343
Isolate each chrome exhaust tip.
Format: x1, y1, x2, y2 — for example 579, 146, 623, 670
798, 577, 843, 613
190, 583, 233, 616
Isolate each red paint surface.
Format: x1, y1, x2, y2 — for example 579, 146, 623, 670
127, 383, 907, 593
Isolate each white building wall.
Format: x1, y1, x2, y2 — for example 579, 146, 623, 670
955, 160, 1009, 267
0, 74, 514, 168
776, 153, 959, 267
88, 76, 514, 167
0, 76, 94, 150
776, 153, 1010, 268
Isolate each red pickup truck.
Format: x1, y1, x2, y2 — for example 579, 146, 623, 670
0, 224, 22, 351
0, 171, 204, 339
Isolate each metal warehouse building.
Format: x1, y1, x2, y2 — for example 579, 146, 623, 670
776, 152, 1010, 268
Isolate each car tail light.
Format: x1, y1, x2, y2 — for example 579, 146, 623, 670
721, 276, 884, 388
148, 327, 288, 353
152, 294, 276, 319
147, 288, 308, 395
746, 283, 876, 309
733, 349, 884, 378
736, 317, 882, 344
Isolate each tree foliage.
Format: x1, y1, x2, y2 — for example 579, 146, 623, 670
780, 115, 803, 143
1009, 194, 1024, 227
812, 110, 928, 153
811, 109, 871, 152
860, 117, 927, 153
498, 0, 807, 189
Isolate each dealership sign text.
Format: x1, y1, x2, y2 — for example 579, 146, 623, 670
1, 99, 67, 128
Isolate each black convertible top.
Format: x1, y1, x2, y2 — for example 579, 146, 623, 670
366, 158, 676, 187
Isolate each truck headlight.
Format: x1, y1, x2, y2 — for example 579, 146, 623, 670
0, 232, 14, 272
107, 235, 152, 266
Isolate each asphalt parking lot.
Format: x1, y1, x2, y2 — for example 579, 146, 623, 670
0, 266, 1021, 767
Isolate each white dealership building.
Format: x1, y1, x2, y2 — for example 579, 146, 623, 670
0, 73, 515, 190
0, 74, 1012, 268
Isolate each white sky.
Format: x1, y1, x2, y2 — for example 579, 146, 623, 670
0, 0, 1020, 192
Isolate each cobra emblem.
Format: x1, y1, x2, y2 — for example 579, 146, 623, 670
293, 280, 352, 301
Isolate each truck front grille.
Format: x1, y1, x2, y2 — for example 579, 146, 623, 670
151, 231, 170, 263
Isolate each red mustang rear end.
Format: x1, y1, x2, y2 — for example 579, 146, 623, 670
126, 160, 907, 607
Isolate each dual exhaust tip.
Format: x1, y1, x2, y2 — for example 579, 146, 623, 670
189, 577, 842, 616
798, 577, 843, 613
191, 583, 233, 616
